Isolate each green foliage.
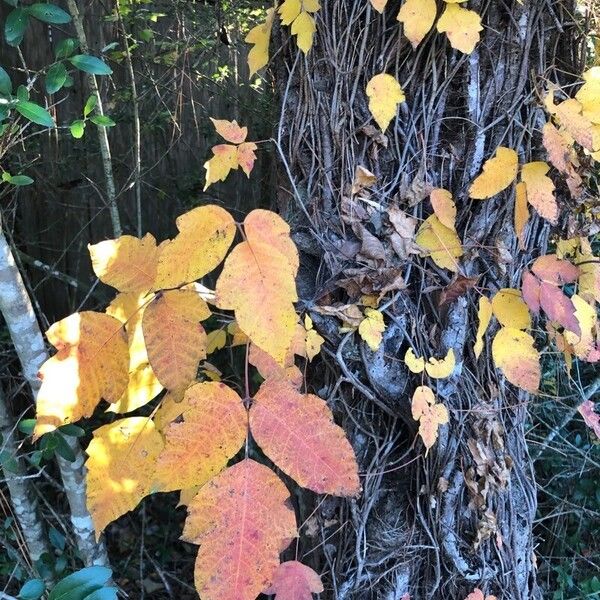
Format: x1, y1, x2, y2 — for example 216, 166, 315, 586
69, 55, 112, 75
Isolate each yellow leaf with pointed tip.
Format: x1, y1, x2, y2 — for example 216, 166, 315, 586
107, 364, 163, 415
279, 0, 301, 25
291, 11, 316, 54
154, 205, 236, 289
514, 181, 529, 249
366, 73, 405, 132
35, 312, 129, 438
405, 348, 425, 373
236, 142, 257, 176
210, 118, 247, 144
430, 188, 456, 230
415, 214, 463, 272
411, 386, 449, 451
545, 92, 599, 151
303, 0, 321, 12
492, 327, 540, 392
575, 68, 600, 124
89, 233, 158, 294
86, 417, 164, 536
491, 288, 531, 330
564, 295, 600, 362
206, 329, 227, 355
521, 161, 557, 224
203, 144, 238, 190
370, 0, 388, 13
425, 348, 455, 379
358, 308, 385, 351
469, 147, 518, 199
436, 4, 483, 54
474, 296, 492, 359
397, 0, 436, 48
245, 8, 275, 76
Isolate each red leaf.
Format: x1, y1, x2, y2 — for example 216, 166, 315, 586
531, 254, 579, 285
265, 561, 324, 600
521, 271, 541, 313
539, 282, 581, 336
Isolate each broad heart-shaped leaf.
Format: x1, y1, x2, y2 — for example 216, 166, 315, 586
415, 214, 463, 272
89, 233, 158, 293
474, 296, 492, 359
491, 288, 531, 330
85, 417, 164, 536
397, 0, 436, 49
521, 161, 558, 224
265, 561, 324, 599
182, 459, 297, 600
154, 382, 246, 492
436, 3, 483, 54
35, 312, 128, 438
245, 7, 275, 75
250, 379, 360, 496
411, 386, 449, 452
366, 73, 405, 132
154, 205, 236, 289
469, 147, 518, 199
142, 289, 210, 390
492, 327, 540, 392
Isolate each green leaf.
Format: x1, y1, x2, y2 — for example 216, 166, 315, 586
58, 424, 85, 437
15, 100, 54, 127
84, 589, 118, 600
49, 567, 112, 600
8, 175, 34, 186
45, 62, 67, 94
55, 38, 77, 59
18, 418, 36, 434
0, 66, 12, 96
70, 119, 85, 138
16, 84, 28, 101
3, 0, 19, 8
0, 450, 19, 473
139, 28, 153, 42
18, 579, 45, 600
27, 3, 71, 25
63, 73, 74, 88
90, 114, 115, 127
48, 526, 66, 551
5, 8, 28, 47
69, 55, 112, 75
83, 95, 96, 117
53, 434, 76, 462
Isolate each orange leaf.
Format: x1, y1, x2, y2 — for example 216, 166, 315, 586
521, 161, 558, 224
430, 188, 456, 230
210, 117, 248, 144
545, 92, 598, 151
514, 181, 529, 249
89, 233, 158, 293
539, 282, 580, 336
237, 142, 258, 176
143, 289, 210, 390
469, 147, 518, 199
370, 0, 388, 13
154, 205, 236, 289
250, 379, 360, 496
492, 328, 540, 392
265, 561, 324, 599
411, 386, 449, 452
182, 459, 297, 600
249, 342, 303, 388
465, 589, 497, 600
154, 382, 247, 491
35, 312, 129, 438
86, 417, 164, 536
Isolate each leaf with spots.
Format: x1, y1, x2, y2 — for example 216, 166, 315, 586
265, 561, 324, 600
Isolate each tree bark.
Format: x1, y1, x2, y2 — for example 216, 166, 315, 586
274, 1, 583, 598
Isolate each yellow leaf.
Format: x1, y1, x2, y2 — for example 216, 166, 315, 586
227, 321, 250, 347
279, 0, 301, 25
304, 315, 324, 361
492, 327, 540, 392
469, 147, 518, 199
86, 417, 164, 535
206, 329, 227, 354
89, 233, 157, 294
474, 296, 492, 359
143, 289, 211, 390
370, 0, 388, 13
411, 386, 449, 451
35, 312, 129, 438
397, 0, 436, 48
291, 11, 316, 54
303, 0, 321, 12
203, 144, 238, 190
107, 364, 163, 415
564, 295, 600, 362
154, 205, 236, 289
245, 8, 275, 76
430, 188, 456, 230
577, 240, 600, 305
210, 118, 247, 144
154, 382, 247, 491
415, 214, 463, 272
436, 3, 483, 55
491, 288, 531, 330
514, 181, 529, 249
405, 348, 425, 373
237, 142, 257, 176
521, 161, 557, 224
366, 73, 405, 132
575, 67, 600, 124
545, 92, 599, 152
153, 390, 187, 431
358, 308, 385, 351
178, 486, 200, 507
404, 348, 455, 378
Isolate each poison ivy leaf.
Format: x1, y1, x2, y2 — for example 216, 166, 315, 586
491, 327, 540, 392
206, 329, 227, 354
578, 400, 600, 438
250, 378, 360, 496
291, 11, 316, 54
545, 91, 599, 151
5, 8, 28, 47
249, 340, 303, 388
0, 65, 12, 96
216, 211, 299, 365
411, 385, 449, 451
265, 561, 324, 600
245, 8, 275, 75
464, 590, 497, 600
521, 270, 541, 313
576, 67, 600, 124
154, 205, 236, 289
539, 281, 580, 336
182, 459, 297, 600
304, 315, 324, 361
474, 296, 492, 359
85, 417, 164, 534
237, 142, 258, 176
404, 348, 456, 378
563, 295, 600, 361
142, 289, 210, 390
397, 0, 436, 48
45, 62, 67, 94
514, 181, 529, 249
279, 0, 301, 25
436, 3, 483, 54
521, 161, 558, 223
358, 308, 385, 351
430, 188, 456, 230
370, 0, 388, 13
366, 73, 405, 132
577, 239, 600, 305
415, 214, 463, 272
542, 122, 581, 195
204, 144, 238, 189
27, 3, 71, 24
491, 288, 531, 330
469, 147, 518, 199
16, 100, 55, 127
69, 55, 112, 75
35, 312, 129, 438
531, 254, 579, 285
210, 117, 247, 144
154, 382, 246, 491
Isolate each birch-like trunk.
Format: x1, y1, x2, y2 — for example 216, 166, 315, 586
0, 220, 110, 567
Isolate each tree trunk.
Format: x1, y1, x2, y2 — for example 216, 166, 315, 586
274, 1, 583, 598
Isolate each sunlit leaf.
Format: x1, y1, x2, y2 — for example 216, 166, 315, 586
366, 73, 405, 132
469, 147, 518, 199
411, 385, 449, 452
492, 328, 540, 392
